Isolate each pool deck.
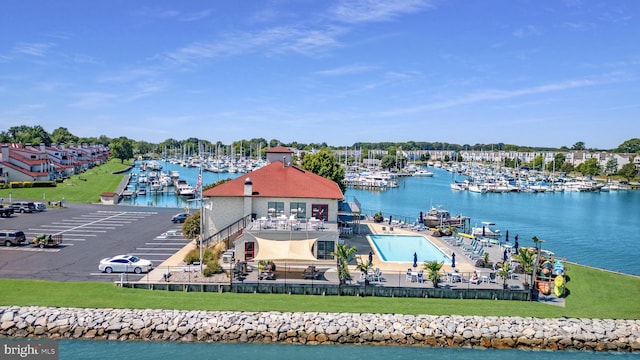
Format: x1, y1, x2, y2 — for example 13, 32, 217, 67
143, 220, 563, 304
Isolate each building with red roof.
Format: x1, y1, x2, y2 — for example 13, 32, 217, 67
202, 148, 345, 264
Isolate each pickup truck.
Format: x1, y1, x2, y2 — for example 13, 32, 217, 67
0, 205, 14, 217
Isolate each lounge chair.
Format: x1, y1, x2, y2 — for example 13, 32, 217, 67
373, 268, 383, 282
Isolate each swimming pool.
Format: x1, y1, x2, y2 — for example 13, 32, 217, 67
369, 235, 451, 264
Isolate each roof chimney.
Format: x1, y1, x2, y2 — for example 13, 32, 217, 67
244, 177, 252, 196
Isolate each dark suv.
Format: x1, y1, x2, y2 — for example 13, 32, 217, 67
10, 202, 36, 213
171, 213, 189, 223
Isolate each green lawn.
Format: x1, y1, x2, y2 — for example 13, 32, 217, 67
0, 159, 132, 203
1, 263, 638, 319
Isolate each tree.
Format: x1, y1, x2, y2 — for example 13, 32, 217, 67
571, 141, 586, 150
110, 137, 134, 163
605, 158, 618, 175
546, 153, 566, 172
331, 243, 357, 286
355, 256, 373, 281
423, 260, 443, 288
577, 158, 600, 176
300, 150, 346, 193
51, 127, 79, 145
380, 155, 396, 170
618, 163, 638, 182
497, 261, 511, 289
615, 138, 640, 153
182, 210, 200, 240
512, 248, 535, 287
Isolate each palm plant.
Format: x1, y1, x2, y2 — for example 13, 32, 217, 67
497, 261, 511, 289
512, 247, 535, 287
355, 256, 373, 275
423, 260, 444, 288
331, 243, 357, 286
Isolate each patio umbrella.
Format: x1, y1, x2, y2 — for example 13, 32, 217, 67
412, 252, 418, 268
419, 211, 423, 224
482, 226, 485, 237
505, 230, 509, 242
368, 251, 373, 265
389, 215, 392, 225
451, 252, 456, 268
514, 235, 519, 254
503, 249, 508, 262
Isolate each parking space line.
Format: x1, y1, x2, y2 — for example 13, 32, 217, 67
129, 252, 176, 256
145, 242, 188, 246
0, 247, 61, 253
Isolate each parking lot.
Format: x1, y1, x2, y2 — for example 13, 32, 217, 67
0, 203, 191, 282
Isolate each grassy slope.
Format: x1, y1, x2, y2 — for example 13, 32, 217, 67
0, 159, 131, 203
1, 263, 638, 319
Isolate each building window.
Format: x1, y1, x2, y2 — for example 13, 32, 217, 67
267, 202, 284, 217
289, 202, 306, 219
311, 204, 328, 221
316, 240, 335, 260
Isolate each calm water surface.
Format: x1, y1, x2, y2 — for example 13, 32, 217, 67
59, 340, 638, 359
347, 168, 640, 275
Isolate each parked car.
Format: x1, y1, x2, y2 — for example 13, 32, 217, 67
10, 202, 36, 213
34, 202, 46, 212
0, 205, 14, 217
171, 213, 189, 223
0, 230, 26, 246
98, 255, 153, 274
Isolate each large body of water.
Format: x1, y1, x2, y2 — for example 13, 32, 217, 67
346, 168, 639, 276
127, 161, 639, 275
58, 340, 637, 359
85, 162, 638, 358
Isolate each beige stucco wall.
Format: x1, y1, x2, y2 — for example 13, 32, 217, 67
205, 195, 339, 235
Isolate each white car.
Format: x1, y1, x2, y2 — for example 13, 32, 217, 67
98, 255, 153, 274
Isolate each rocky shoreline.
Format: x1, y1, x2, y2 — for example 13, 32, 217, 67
1, 306, 639, 351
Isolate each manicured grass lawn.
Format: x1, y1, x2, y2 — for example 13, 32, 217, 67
0, 159, 132, 203
1, 263, 638, 319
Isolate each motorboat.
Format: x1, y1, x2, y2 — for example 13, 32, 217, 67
472, 221, 501, 238
422, 206, 451, 227
413, 169, 434, 177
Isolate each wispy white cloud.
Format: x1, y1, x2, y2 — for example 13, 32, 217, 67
562, 21, 594, 31
330, 0, 432, 24
161, 25, 345, 67
124, 81, 167, 102
134, 6, 211, 22
513, 25, 540, 38
69, 92, 119, 109
181, 10, 212, 22
13, 42, 55, 57
316, 64, 377, 76
377, 79, 596, 116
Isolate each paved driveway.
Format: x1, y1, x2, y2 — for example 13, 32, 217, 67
0, 203, 190, 282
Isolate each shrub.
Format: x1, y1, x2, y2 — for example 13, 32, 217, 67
207, 261, 223, 274
32, 181, 57, 188
9, 182, 22, 188
183, 248, 200, 264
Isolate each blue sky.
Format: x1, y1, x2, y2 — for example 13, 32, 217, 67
1, 0, 638, 149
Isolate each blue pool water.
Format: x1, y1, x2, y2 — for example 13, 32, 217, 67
369, 234, 451, 263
